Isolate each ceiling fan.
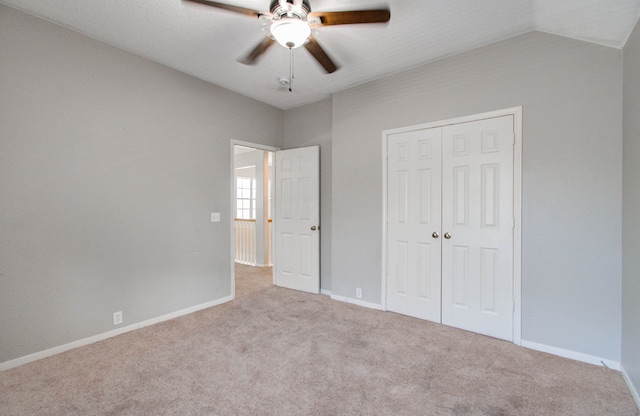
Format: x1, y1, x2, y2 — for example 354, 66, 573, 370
185, 0, 391, 74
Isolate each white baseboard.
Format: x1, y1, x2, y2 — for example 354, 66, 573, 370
621, 364, 640, 411
320, 289, 332, 296
521, 340, 620, 370
330, 294, 383, 311
0, 296, 233, 372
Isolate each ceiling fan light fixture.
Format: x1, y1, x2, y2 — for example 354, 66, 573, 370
270, 18, 311, 48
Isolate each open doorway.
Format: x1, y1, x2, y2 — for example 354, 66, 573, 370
231, 142, 277, 299
230, 141, 321, 299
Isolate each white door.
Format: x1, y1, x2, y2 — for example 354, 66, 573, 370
386, 128, 442, 322
441, 115, 514, 341
385, 115, 515, 341
274, 146, 320, 294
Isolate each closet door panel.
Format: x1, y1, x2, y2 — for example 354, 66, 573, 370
386, 128, 442, 322
441, 116, 515, 341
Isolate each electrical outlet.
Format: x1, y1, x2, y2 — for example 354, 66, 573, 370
356, 288, 362, 299
113, 311, 123, 326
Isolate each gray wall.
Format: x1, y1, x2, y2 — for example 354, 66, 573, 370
331, 32, 623, 361
623, 19, 640, 398
0, 5, 283, 363
284, 98, 333, 291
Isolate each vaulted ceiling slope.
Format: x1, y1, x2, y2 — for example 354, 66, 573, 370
2, 0, 639, 109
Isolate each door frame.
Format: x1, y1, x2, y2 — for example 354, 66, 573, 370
230, 139, 280, 300
381, 107, 523, 345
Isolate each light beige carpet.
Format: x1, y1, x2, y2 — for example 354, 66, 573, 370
1, 263, 638, 415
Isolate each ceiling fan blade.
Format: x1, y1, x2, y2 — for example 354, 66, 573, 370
241, 37, 276, 64
184, 0, 266, 18
304, 37, 338, 73
308, 9, 390, 26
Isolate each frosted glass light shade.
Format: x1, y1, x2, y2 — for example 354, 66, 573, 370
270, 18, 311, 49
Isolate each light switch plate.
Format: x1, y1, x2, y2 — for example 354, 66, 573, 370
211, 212, 221, 223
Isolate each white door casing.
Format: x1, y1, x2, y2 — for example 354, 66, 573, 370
386, 128, 443, 322
274, 146, 320, 294
383, 109, 520, 342
441, 115, 514, 341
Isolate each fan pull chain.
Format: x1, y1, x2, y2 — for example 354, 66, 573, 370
289, 47, 294, 92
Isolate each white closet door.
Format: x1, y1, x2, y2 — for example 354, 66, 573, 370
386, 128, 442, 322
441, 115, 514, 341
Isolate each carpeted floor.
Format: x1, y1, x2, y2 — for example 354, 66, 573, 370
1, 263, 638, 415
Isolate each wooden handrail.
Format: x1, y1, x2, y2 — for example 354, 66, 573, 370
234, 218, 273, 222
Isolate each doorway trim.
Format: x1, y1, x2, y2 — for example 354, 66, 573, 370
230, 139, 280, 300
381, 106, 523, 345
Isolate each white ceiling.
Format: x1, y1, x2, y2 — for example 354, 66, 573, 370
2, 0, 639, 109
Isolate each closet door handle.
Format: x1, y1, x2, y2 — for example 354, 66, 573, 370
432, 232, 439, 239
444, 232, 452, 239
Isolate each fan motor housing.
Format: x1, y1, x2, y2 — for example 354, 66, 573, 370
269, 0, 312, 19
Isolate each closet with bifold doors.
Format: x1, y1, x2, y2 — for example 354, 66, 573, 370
385, 112, 516, 341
